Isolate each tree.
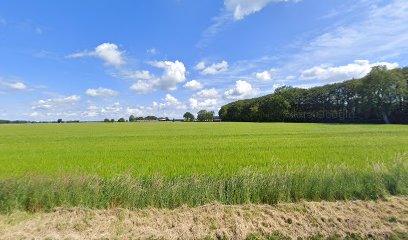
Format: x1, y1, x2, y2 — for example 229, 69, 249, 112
103, 118, 110, 122
118, 118, 125, 122
197, 110, 214, 122
360, 66, 406, 124
259, 95, 290, 122
110, 119, 115, 122
145, 116, 158, 121
57, 119, 63, 123
183, 112, 195, 121
129, 115, 136, 122
218, 67, 408, 124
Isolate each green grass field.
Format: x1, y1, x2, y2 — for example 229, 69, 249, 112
0, 122, 407, 212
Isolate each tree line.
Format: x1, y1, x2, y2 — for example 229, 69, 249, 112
104, 110, 216, 123
219, 66, 408, 124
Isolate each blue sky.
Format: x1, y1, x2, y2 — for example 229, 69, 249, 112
0, 0, 407, 120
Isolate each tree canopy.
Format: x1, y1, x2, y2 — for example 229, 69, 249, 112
219, 66, 408, 124
197, 110, 214, 122
183, 112, 195, 121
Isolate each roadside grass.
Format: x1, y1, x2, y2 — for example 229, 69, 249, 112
0, 157, 406, 212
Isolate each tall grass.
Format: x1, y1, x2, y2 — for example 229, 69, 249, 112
1, 157, 406, 212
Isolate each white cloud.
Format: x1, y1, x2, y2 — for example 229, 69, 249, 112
184, 80, 203, 90
300, 60, 399, 82
194, 61, 206, 70
124, 70, 153, 80
224, 80, 257, 100
32, 95, 81, 110
126, 107, 143, 116
85, 87, 118, 98
255, 71, 271, 81
100, 102, 122, 114
200, 61, 229, 75
0, 81, 27, 91
67, 43, 125, 66
198, 0, 299, 47
194, 88, 219, 99
255, 68, 276, 81
225, 0, 296, 21
154, 94, 186, 110
163, 94, 181, 106
150, 60, 187, 90
129, 60, 187, 93
147, 48, 158, 55
286, 0, 408, 73
130, 80, 153, 94
29, 111, 40, 117
189, 98, 219, 110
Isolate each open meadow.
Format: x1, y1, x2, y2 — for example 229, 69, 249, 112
0, 122, 407, 213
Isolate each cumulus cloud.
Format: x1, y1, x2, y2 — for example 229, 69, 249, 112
129, 60, 187, 93
150, 61, 187, 89
255, 68, 276, 81
184, 80, 203, 90
300, 60, 399, 82
130, 80, 153, 94
126, 107, 143, 116
146, 94, 187, 111
67, 43, 125, 66
194, 88, 219, 99
199, 61, 229, 75
100, 102, 122, 114
85, 87, 118, 98
32, 95, 81, 110
163, 94, 182, 107
189, 98, 219, 110
224, 80, 257, 100
225, 0, 296, 21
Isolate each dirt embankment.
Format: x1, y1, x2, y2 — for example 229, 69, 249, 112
0, 197, 407, 240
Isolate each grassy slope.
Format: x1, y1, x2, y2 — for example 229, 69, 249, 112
0, 122, 407, 211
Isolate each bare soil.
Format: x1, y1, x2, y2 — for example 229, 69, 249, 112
0, 197, 407, 240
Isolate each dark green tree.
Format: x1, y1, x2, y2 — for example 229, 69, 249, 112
183, 112, 195, 121
360, 66, 406, 124
197, 110, 214, 122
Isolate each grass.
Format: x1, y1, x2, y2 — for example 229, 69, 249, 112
0, 122, 407, 212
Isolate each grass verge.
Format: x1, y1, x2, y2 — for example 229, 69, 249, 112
1, 157, 407, 212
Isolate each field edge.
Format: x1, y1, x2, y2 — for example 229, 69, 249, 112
1, 197, 407, 240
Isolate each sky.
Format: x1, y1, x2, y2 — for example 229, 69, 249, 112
0, 0, 407, 121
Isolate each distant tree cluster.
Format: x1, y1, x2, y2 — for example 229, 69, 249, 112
219, 66, 408, 124
197, 110, 214, 122
0, 120, 34, 124
183, 112, 195, 121
104, 115, 174, 122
